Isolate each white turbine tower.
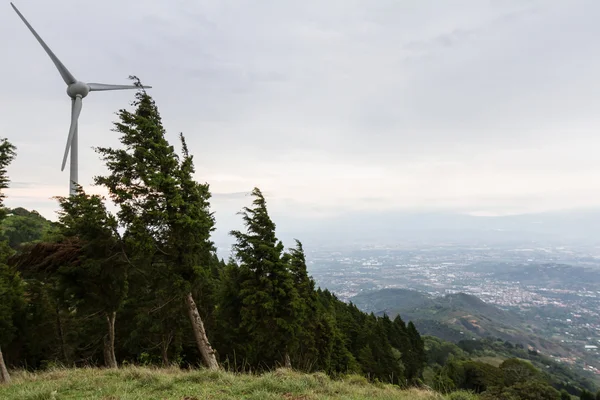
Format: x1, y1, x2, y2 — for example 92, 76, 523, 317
10, 2, 152, 195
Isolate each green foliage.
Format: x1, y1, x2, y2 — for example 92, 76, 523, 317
406, 321, 427, 381
0, 138, 16, 209
425, 336, 467, 367
482, 380, 561, 399
499, 358, 540, 387
560, 389, 572, 400
94, 77, 219, 368
227, 187, 303, 367
451, 336, 596, 394
580, 389, 595, 400
54, 185, 128, 315
0, 137, 21, 384
1, 208, 58, 250
0, 262, 23, 347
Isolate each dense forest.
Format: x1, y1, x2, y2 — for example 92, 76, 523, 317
1, 79, 599, 400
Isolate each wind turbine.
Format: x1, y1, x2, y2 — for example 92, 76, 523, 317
10, 2, 151, 195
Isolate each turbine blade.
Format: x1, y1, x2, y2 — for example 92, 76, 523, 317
10, 2, 77, 85
61, 97, 83, 171
88, 83, 152, 91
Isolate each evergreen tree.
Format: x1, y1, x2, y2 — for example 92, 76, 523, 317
0, 260, 21, 384
286, 239, 320, 368
0, 137, 18, 384
213, 258, 247, 370
94, 78, 218, 369
229, 187, 301, 368
9, 244, 75, 367
54, 186, 128, 368
405, 321, 426, 382
390, 315, 410, 353
0, 138, 16, 210
313, 289, 360, 375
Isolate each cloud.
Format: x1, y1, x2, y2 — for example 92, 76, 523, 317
2, 0, 600, 227
211, 191, 251, 200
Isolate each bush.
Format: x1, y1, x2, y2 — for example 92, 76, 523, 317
447, 391, 479, 400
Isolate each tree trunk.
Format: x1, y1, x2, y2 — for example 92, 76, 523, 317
161, 334, 171, 367
0, 346, 10, 384
184, 292, 219, 370
103, 311, 118, 369
284, 352, 292, 369
56, 304, 68, 365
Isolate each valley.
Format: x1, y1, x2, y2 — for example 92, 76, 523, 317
306, 244, 600, 382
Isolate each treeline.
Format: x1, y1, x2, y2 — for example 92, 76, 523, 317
0, 79, 425, 386
423, 336, 600, 400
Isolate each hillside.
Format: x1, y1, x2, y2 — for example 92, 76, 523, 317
0, 366, 464, 400
351, 289, 567, 356
0, 207, 57, 249
351, 289, 600, 393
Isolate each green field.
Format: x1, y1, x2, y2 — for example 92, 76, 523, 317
0, 366, 478, 400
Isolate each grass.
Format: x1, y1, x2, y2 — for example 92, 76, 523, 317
0, 366, 478, 400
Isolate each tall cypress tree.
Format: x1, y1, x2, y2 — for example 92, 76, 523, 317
229, 187, 300, 368
95, 78, 218, 369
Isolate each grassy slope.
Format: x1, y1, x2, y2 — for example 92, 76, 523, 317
0, 366, 477, 400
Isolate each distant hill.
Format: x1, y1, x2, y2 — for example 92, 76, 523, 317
351, 289, 600, 390
0, 207, 58, 249
265, 208, 600, 248
348, 288, 431, 312
350, 289, 569, 357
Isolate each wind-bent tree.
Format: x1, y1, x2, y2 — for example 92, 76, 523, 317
0, 138, 18, 384
229, 187, 301, 368
94, 78, 219, 369
54, 186, 128, 368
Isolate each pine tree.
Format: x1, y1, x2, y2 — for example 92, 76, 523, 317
94, 78, 218, 369
0, 137, 18, 384
229, 187, 300, 368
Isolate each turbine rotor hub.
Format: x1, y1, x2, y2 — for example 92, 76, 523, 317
67, 81, 90, 99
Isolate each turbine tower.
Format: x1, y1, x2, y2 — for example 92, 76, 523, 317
10, 2, 151, 195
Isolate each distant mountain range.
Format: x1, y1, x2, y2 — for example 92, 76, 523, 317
293, 209, 600, 246
349, 288, 571, 357
213, 207, 600, 250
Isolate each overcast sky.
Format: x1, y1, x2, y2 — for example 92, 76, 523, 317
2, 0, 600, 230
